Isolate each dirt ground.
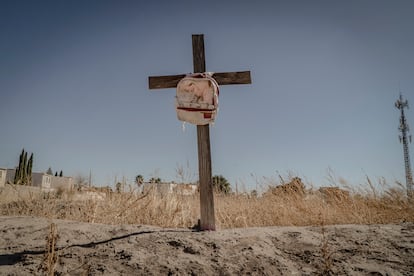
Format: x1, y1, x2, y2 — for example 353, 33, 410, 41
0, 216, 413, 275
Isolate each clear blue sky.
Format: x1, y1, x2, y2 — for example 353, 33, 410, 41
1, 0, 413, 190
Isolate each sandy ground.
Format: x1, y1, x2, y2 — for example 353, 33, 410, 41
0, 216, 413, 275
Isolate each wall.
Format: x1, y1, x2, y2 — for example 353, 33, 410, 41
0, 169, 6, 187
5, 169, 16, 184
142, 182, 197, 196
0, 184, 43, 203
51, 176, 74, 191
0, 168, 74, 192
32, 173, 51, 190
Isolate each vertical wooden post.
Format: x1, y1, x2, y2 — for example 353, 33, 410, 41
197, 125, 215, 230
192, 34, 216, 230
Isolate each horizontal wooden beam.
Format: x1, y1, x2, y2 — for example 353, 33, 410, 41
148, 74, 186, 89
148, 71, 251, 90
213, 71, 251, 85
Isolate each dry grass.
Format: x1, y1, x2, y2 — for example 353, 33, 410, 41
317, 213, 335, 275
0, 176, 413, 229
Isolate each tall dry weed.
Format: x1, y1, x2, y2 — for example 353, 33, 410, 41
39, 222, 59, 276
318, 213, 335, 275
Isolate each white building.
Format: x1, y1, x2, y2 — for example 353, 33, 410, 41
0, 169, 73, 191
142, 182, 198, 196
0, 168, 7, 187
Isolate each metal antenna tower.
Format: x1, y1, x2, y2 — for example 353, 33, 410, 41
395, 93, 413, 197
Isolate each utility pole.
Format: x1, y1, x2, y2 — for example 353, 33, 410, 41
395, 93, 413, 198
88, 169, 92, 187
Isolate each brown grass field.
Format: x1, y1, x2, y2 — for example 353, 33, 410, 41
1, 176, 413, 228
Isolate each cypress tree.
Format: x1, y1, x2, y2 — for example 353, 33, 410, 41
13, 149, 34, 185
13, 166, 19, 184
46, 167, 53, 175
59, 170, 63, 177
13, 165, 19, 184
22, 151, 28, 185
14, 149, 25, 184
27, 153, 33, 185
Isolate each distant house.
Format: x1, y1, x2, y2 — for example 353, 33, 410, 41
7, 169, 16, 184
0, 168, 7, 187
0, 169, 73, 191
31, 172, 52, 190
142, 182, 198, 196
32, 172, 74, 191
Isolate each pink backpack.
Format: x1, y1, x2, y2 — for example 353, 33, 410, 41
176, 73, 219, 125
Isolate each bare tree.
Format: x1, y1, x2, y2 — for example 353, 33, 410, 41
74, 174, 88, 190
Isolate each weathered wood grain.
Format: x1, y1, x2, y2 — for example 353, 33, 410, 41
193, 34, 216, 231
148, 71, 251, 89
148, 74, 185, 89
213, 71, 251, 85
197, 124, 215, 231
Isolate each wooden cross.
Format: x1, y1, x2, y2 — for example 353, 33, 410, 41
148, 34, 251, 231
